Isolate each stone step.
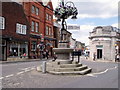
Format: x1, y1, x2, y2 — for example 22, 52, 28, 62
48, 68, 92, 75
53, 65, 88, 72
60, 63, 82, 68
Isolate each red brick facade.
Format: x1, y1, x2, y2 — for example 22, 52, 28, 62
23, 1, 55, 58
1, 2, 30, 61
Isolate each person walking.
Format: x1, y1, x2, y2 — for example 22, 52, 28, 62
46, 50, 49, 59
116, 54, 120, 62
93, 52, 96, 61
53, 52, 57, 61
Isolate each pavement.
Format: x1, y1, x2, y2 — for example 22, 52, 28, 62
0, 58, 53, 64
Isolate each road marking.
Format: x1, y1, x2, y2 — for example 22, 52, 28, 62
93, 66, 117, 75
0, 77, 4, 80
17, 71, 24, 75
87, 66, 118, 78
24, 69, 31, 72
31, 67, 36, 70
5, 74, 14, 78
86, 74, 97, 77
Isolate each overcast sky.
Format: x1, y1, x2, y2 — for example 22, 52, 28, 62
51, 0, 119, 46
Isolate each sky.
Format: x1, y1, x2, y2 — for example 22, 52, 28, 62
51, 0, 119, 46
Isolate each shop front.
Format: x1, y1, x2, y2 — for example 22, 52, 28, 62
7, 41, 28, 61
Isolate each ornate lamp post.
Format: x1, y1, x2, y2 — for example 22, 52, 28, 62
53, 0, 78, 62
54, 0, 78, 41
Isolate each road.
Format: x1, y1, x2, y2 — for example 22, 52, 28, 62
0, 57, 119, 88
1, 60, 42, 77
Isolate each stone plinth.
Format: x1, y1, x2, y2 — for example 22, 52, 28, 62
53, 48, 73, 63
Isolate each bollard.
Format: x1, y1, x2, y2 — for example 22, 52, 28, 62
42, 61, 46, 73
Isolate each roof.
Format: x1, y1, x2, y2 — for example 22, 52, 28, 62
93, 26, 120, 33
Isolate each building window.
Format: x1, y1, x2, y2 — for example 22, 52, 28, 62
31, 21, 35, 32
51, 27, 53, 36
31, 41, 37, 51
46, 14, 49, 20
35, 22, 39, 32
46, 26, 49, 35
0, 16, 5, 29
47, 5, 50, 8
49, 15, 52, 21
22, 25, 27, 34
49, 27, 51, 35
16, 23, 27, 35
31, 5, 35, 14
36, 7, 39, 15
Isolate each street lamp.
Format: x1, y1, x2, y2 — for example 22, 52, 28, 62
54, 0, 78, 41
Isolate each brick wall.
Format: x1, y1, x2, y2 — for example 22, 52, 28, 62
2, 2, 30, 41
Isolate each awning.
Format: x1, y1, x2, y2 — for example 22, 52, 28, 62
44, 37, 56, 41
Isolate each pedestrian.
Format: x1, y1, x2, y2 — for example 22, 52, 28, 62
23, 53, 26, 58
46, 50, 49, 59
85, 53, 88, 59
116, 54, 119, 62
53, 52, 57, 61
93, 52, 96, 61
43, 51, 46, 58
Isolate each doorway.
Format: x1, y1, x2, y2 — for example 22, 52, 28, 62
97, 49, 102, 59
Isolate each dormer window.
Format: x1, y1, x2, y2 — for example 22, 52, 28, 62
47, 5, 50, 8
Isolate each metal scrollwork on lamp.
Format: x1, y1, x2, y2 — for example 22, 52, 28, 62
54, 0, 78, 41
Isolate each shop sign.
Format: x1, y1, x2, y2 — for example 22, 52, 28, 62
93, 38, 111, 41
96, 45, 103, 49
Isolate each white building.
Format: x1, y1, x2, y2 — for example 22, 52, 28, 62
89, 26, 120, 62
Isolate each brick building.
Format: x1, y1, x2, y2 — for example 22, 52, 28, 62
53, 19, 61, 48
23, 0, 55, 58
1, 2, 30, 61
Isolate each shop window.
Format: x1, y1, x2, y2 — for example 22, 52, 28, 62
9, 48, 18, 56
0, 16, 5, 29
31, 41, 37, 51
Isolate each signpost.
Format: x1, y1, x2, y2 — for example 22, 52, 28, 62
72, 51, 81, 63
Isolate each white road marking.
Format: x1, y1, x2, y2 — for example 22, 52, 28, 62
86, 74, 97, 77
93, 66, 117, 75
21, 66, 36, 71
0, 77, 4, 80
5, 74, 14, 78
31, 67, 36, 70
86, 66, 117, 78
24, 69, 31, 72
16, 71, 24, 75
